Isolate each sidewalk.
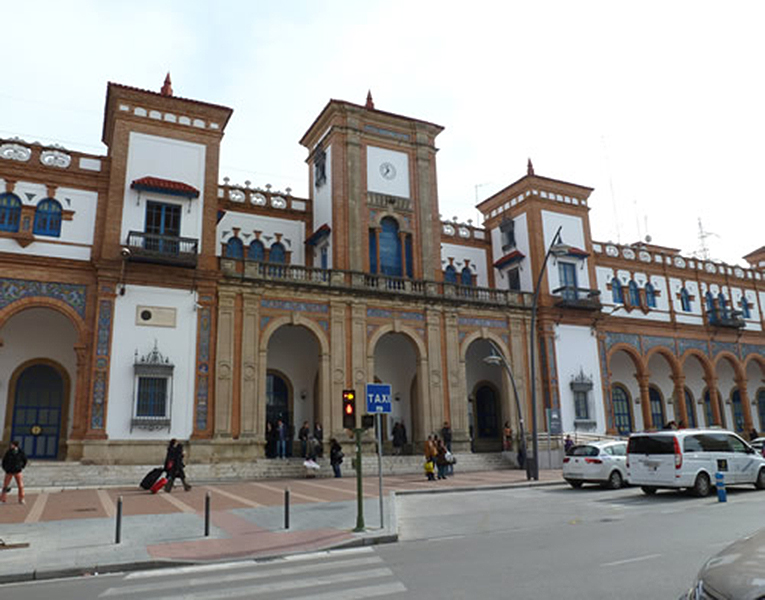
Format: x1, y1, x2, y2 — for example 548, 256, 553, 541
0, 468, 563, 584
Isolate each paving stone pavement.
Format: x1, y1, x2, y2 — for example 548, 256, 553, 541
0, 468, 563, 584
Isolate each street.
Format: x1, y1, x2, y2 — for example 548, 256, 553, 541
3, 483, 764, 599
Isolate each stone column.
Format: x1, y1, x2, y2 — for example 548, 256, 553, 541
240, 293, 260, 437
735, 375, 754, 433
704, 376, 722, 426
637, 373, 652, 428
329, 301, 347, 437
69, 344, 90, 440
671, 373, 687, 427
214, 291, 236, 438
444, 311, 467, 449
425, 309, 444, 433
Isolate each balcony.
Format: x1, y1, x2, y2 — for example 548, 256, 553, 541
125, 231, 198, 268
707, 308, 745, 329
552, 286, 602, 311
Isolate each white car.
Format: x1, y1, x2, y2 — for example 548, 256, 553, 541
562, 440, 628, 489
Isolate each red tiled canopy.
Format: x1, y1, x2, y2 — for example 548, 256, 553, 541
493, 249, 526, 269
131, 176, 200, 198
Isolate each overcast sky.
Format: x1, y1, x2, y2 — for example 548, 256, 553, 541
2, 1, 762, 266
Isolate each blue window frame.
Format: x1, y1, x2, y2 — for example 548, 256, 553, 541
444, 265, 457, 284
379, 218, 402, 276
628, 280, 640, 307
558, 262, 578, 300
611, 277, 624, 304
405, 235, 413, 278
369, 230, 378, 273
684, 388, 697, 428
649, 386, 665, 429
611, 384, 632, 435
645, 282, 656, 308
680, 288, 692, 312
740, 296, 751, 319
269, 242, 286, 263
225, 237, 243, 259
758, 389, 765, 432
33, 199, 62, 237
248, 240, 265, 261
731, 389, 744, 433
703, 390, 714, 426
717, 293, 729, 320
460, 267, 473, 287
145, 201, 181, 254
136, 377, 167, 418
706, 292, 716, 323
0, 193, 21, 232
320, 245, 328, 270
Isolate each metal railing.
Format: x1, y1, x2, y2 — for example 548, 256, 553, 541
707, 308, 745, 328
126, 231, 198, 268
551, 286, 602, 310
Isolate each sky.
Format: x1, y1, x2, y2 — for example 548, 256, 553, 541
1, 1, 763, 266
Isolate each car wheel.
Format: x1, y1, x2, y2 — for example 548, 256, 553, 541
606, 470, 623, 490
641, 486, 657, 495
566, 479, 583, 489
755, 468, 765, 490
693, 472, 711, 497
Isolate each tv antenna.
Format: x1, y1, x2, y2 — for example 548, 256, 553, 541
694, 217, 718, 261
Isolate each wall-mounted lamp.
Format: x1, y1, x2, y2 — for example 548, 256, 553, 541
300, 390, 307, 401
394, 393, 401, 402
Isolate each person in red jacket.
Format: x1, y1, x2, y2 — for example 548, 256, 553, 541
0, 441, 27, 504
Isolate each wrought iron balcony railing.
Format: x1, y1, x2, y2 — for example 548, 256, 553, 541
125, 231, 198, 268
551, 286, 602, 310
707, 308, 745, 328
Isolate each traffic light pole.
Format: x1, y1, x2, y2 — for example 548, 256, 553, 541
353, 427, 365, 532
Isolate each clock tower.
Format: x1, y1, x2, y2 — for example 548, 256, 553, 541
300, 94, 444, 279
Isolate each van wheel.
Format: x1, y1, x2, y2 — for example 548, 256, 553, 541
566, 479, 583, 489
693, 473, 711, 497
606, 470, 623, 490
641, 486, 657, 495
755, 468, 765, 490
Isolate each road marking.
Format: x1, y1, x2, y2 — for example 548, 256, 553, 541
249, 481, 327, 503
281, 547, 374, 562
427, 534, 465, 542
24, 492, 48, 524
205, 485, 262, 508
97, 489, 116, 517
124, 560, 257, 579
601, 553, 661, 567
289, 582, 407, 599
298, 479, 377, 498
160, 492, 197, 513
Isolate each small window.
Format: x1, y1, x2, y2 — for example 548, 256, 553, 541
269, 242, 286, 263
444, 265, 457, 284
628, 280, 640, 307
558, 262, 578, 300
706, 292, 717, 322
320, 245, 328, 270
680, 288, 692, 312
602, 446, 615, 456
740, 296, 751, 319
571, 445, 599, 457
718, 293, 729, 319
33, 199, 62, 237
499, 218, 515, 249
728, 435, 747, 453
248, 240, 265, 261
225, 237, 243, 259
136, 377, 168, 417
611, 443, 627, 456
507, 267, 521, 291
574, 390, 589, 420
460, 267, 473, 287
645, 282, 656, 308
684, 436, 703, 453
611, 277, 624, 304
0, 193, 21, 232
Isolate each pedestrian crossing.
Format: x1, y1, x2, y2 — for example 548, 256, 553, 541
100, 547, 406, 599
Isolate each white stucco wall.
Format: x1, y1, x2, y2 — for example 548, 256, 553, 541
312, 144, 333, 268
542, 210, 591, 292
366, 146, 410, 198
441, 242, 489, 287
216, 213, 306, 264
491, 211, 532, 292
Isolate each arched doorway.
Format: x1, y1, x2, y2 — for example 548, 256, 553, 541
611, 384, 633, 435
11, 363, 65, 459
648, 386, 665, 429
266, 371, 291, 456
474, 383, 500, 451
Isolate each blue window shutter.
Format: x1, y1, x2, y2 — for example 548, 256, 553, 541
645, 283, 656, 308
248, 240, 265, 261
0, 193, 21, 232
611, 278, 623, 304
225, 238, 243, 258
33, 199, 63, 237
405, 235, 413, 278
379, 218, 402, 276
444, 265, 457, 284
369, 230, 377, 273
460, 267, 473, 286
269, 242, 286, 263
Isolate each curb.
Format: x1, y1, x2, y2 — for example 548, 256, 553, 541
394, 479, 565, 496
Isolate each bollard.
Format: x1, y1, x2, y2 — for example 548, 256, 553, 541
284, 488, 290, 529
715, 472, 727, 503
204, 491, 211, 537
115, 496, 123, 544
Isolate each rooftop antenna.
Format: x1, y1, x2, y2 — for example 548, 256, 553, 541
601, 136, 621, 243
694, 217, 718, 261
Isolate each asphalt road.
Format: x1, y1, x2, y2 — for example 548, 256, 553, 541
3, 482, 764, 599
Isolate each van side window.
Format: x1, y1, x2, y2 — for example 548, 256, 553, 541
697, 434, 731, 452
628, 435, 675, 454
684, 436, 703, 453
727, 436, 747, 453
603, 446, 614, 456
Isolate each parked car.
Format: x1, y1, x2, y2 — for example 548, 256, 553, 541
562, 440, 628, 489
627, 429, 765, 496
681, 528, 765, 599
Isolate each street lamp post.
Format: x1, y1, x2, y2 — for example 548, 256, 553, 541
528, 225, 569, 481
484, 341, 529, 479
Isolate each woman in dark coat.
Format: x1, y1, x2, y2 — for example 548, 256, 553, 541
329, 438, 344, 478
0, 441, 27, 504
164, 439, 191, 492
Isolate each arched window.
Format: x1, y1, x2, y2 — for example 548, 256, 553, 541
703, 390, 714, 426
731, 389, 744, 433
717, 293, 729, 320
680, 288, 692, 312
758, 389, 765, 432
269, 242, 286, 263
684, 387, 697, 428
611, 384, 632, 435
628, 280, 640, 307
248, 240, 265, 261
740, 295, 751, 319
705, 292, 717, 323
460, 267, 473, 287
0, 193, 21, 232
611, 277, 624, 304
645, 282, 656, 308
649, 386, 665, 429
33, 198, 62, 237
378, 217, 402, 276
224, 237, 243, 259
444, 265, 457, 284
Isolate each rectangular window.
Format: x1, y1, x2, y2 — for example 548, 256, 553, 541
558, 262, 578, 300
136, 377, 168, 418
507, 267, 521, 291
574, 390, 589, 420
500, 219, 515, 250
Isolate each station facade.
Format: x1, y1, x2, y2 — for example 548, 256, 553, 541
0, 78, 762, 463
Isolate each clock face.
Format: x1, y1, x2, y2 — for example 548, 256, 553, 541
380, 162, 397, 180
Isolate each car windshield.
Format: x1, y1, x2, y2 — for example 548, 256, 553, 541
628, 435, 675, 454
571, 445, 599, 457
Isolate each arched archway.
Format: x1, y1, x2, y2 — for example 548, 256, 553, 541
473, 381, 501, 449
610, 383, 633, 435
744, 356, 765, 434
714, 353, 745, 431
607, 345, 645, 432
681, 351, 714, 426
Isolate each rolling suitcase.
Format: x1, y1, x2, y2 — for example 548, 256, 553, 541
140, 467, 164, 491
150, 476, 168, 494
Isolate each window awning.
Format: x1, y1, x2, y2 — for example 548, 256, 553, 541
131, 176, 200, 199
493, 249, 525, 269
306, 223, 331, 246
565, 246, 590, 258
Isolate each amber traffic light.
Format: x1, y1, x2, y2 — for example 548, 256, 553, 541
342, 389, 356, 429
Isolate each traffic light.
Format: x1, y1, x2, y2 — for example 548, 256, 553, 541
342, 389, 356, 429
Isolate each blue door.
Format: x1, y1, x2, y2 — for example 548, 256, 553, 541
11, 364, 64, 459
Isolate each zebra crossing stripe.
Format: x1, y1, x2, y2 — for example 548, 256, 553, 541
287, 582, 407, 600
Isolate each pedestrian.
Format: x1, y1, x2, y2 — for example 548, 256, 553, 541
276, 419, 287, 459
298, 421, 310, 458
749, 428, 758, 442
564, 434, 574, 455
265, 421, 276, 458
0, 440, 27, 504
517, 444, 526, 469
503, 421, 513, 451
435, 438, 449, 480
329, 438, 344, 477
424, 434, 436, 464
441, 421, 453, 475
163, 438, 191, 492
314, 422, 324, 457
401, 421, 408, 452
424, 457, 436, 481
392, 422, 405, 455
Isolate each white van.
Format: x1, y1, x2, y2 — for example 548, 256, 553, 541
626, 429, 765, 496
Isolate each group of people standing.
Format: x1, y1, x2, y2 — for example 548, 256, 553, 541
265, 420, 324, 460
424, 422, 455, 480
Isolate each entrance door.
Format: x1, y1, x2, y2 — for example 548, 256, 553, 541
11, 364, 64, 459
145, 201, 181, 254
266, 373, 291, 454
475, 385, 500, 451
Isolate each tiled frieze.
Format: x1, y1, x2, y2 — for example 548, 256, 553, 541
90, 298, 113, 430
0, 277, 87, 317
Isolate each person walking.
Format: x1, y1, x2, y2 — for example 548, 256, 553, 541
392, 422, 405, 455
435, 438, 449, 480
503, 421, 513, 451
164, 438, 191, 492
441, 421, 453, 475
298, 421, 310, 458
329, 438, 343, 478
564, 434, 574, 455
276, 419, 287, 459
265, 421, 276, 458
0, 441, 27, 504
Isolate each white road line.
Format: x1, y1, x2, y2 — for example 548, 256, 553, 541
97, 489, 116, 518
159, 491, 197, 513
101, 558, 385, 596
601, 553, 662, 567
205, 485, 262, 508
103, 568, 394, 600
426, 534, 465, 542
281, 547, 375, 562
24, 492, 48, 524
287, 582, 407, 600
250, 481, 327, 503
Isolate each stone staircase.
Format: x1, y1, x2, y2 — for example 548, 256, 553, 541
23, 452, 519, 489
